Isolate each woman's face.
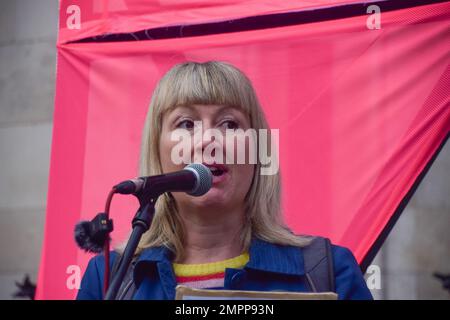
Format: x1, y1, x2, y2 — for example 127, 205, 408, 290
159, 104, 255, 213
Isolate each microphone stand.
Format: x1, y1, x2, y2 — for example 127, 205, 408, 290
104, 195, 156, 300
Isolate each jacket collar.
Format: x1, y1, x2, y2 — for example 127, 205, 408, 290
245, 238, 305, 276
137, 245, 172, 263
133, 246, 175, 288
134, 237, 305, 278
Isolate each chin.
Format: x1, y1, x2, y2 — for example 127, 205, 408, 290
191, 190, 229, 207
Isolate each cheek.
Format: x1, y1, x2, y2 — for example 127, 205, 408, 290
227, 132, 257, 165
234, 164, 255, 193
159, 134, 180, 172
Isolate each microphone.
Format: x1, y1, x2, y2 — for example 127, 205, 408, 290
74, 164, 212, 253
114, 163, 213, 198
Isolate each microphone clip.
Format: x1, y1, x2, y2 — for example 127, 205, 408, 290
89, 213, 114, 242
74, 213, 114, 253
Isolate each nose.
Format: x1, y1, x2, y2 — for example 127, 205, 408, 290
192, 121, 225, 164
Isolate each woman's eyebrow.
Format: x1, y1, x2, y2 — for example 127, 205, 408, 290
167, 105, 246, 121
167, 106, 197, 119
216, 106, 245, 117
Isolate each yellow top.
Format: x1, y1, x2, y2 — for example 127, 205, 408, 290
172, 252, 250, 277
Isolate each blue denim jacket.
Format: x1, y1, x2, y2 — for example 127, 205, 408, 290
76, 238, 373, 300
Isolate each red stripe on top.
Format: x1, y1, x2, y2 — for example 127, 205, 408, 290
176, 272, 225, 283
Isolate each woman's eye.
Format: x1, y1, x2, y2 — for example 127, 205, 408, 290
177, 119, 195, 129
221, 120, 239, 130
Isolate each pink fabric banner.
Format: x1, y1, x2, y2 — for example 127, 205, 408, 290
37, 0, 449, 299
58, 0, 353, 43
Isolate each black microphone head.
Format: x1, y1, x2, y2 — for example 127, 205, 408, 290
74, 221, 106, 253
184, 163, 213, 196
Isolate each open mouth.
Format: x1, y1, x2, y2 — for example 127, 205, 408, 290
203, 163, 228, 177
210, 167, 225, 176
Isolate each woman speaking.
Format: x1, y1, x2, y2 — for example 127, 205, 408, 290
76, 61, 373, 300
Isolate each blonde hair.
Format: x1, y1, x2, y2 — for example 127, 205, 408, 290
133, 61, 310, 260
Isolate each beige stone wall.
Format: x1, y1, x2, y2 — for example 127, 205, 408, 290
369, 142, 450, 300
0, 0, 57, 299
0, 0, 448, 300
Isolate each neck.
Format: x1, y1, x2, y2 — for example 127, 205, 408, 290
176, 203, 245, 264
